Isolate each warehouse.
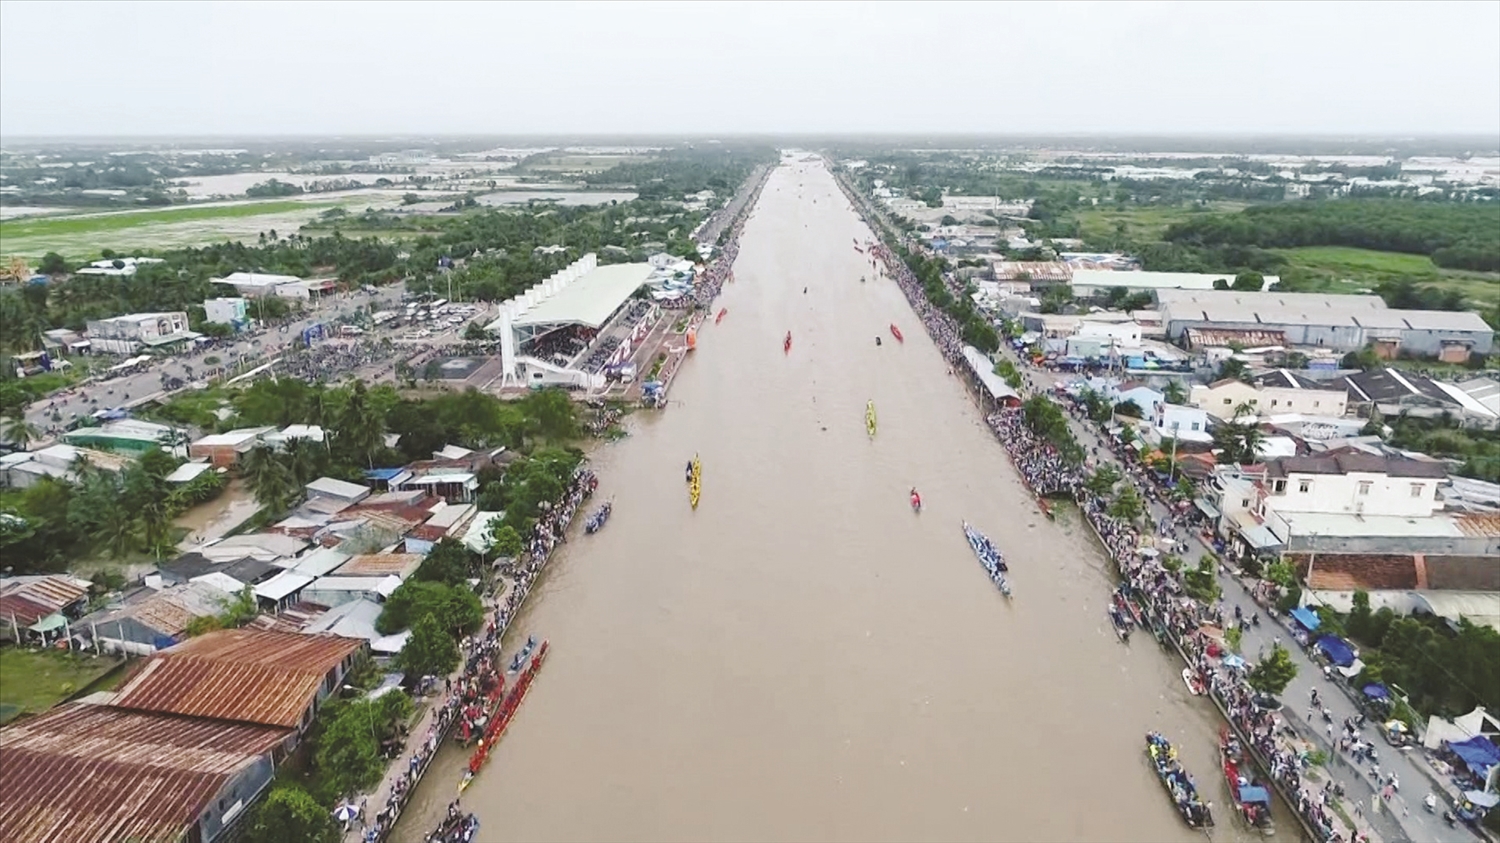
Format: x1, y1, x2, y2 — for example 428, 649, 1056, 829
1157, 289, 1494, 359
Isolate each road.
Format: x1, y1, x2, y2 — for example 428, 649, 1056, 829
23, 284, 408, 433
1010, 357, 1479, 843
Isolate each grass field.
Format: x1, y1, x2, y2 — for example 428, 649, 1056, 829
1275, 246, 1500, 308
0, 647, 123, 724
1075, 202, 1248, 243
0, 199, 364, 259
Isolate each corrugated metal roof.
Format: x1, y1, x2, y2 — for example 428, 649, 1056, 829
111, 629, 364, 728
0, 702, 290, 843
0, 577, 90, 627
1455, 513, 1500, 538
332, 554, 422, 578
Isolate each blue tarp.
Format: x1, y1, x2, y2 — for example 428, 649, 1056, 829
1317, 635, 1356, 667
1448, 737, 1500, 776
1363, 683, 1390, 700
364, 468, 405, 481
1238, 784, 1272, 805
1289, 607, 1321, 631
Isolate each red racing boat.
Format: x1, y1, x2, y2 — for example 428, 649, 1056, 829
784, 331, 792, 353
890, 324, 903, 342
715, 308, 727, 325
1220, 727, 1276, 835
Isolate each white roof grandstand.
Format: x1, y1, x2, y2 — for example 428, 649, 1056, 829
509, 262, 655, 329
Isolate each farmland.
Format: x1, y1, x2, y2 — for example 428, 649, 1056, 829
1275, 246, 1500, 308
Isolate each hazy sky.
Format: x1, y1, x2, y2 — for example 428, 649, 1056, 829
3, 0, 1498, 137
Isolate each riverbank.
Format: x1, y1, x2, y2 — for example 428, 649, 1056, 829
342, 468, 597, 843
834, 165, 1390, 843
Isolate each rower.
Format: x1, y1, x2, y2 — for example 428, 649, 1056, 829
875, 336, 882, 346
803, 287, 807, 294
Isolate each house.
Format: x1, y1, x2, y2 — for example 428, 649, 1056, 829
305, 477, 371, 505
303, 598, 409, 655
405, 503, 477, 553
991, 261, 1072, 285
109, 628, 366, 733
189, 427, 275, 468
211, 272, 304, 298
328, 553, 423, 581
299, 575, 403, 609
1111, 384, 1164, 417
0, 444, 129, 489
0, 574, 91, 642
157, 552, 278, 590
0, 703, 291, 843
85, 311, 198, 355
262, 424, 325, 449
1189, 377, 1348, 421
1334, 368, 1498, 427
1157, 289, 1493, 359
73, 256, 163, 277
196, 533, 308, 566
62, 419, 185, 457
1151, 403, 1213, 444
1290, 552, 1500, 633
1458, 377, 1500, 417
88, 581, 236, 655
203, 297, 249, 327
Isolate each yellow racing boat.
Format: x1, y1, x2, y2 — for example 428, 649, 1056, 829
689, 454, 702, 510
866, 400, 877, 437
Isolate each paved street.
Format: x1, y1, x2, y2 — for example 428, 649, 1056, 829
1008, 353, 1480, 843
23, 284, 408, 433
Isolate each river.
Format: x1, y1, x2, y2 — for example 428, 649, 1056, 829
395, 157, 1266, 843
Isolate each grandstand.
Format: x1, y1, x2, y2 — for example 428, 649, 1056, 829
485, 254, 659, 390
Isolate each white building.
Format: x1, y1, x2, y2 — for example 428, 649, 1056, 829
1076, 320, 1143, 347
1190, 378, 1348, 421
1264, 452, 1446, 520
1070, 269, 1277, 297
84, 311, 196, 355
74, 257, 164, 278
211, 272, 303, 298
203, 297, 248, 326
1152, 403, 1213, 443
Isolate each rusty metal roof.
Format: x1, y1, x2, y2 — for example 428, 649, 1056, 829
1454, 512, 1500, 538
333, 553, 423, 578
111, 629, 364, 728
0, 702, 290, 843
0, 577, 90, 628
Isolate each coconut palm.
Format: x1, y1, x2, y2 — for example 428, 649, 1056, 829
2, 415, 38, 448
241, 444, 298, 513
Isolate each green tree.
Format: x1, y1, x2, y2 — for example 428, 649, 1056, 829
1173, 476, 1197, 502
1162, 380, 1187, 405
487, 522, 524, 559
399, 613, 461, 678
463, 321, 490, 341
1108, 484, 1145, 522
1084, 465, 1121, 498
1217, 357, 1252, 383
1184, 556, 1222, 602
38, 252, 69, 276
314, 702, 386, 798
1, 415, 38, 448
1248, 643, 1299, 696
244, 785, 339, 843
1232, 270, 1265, 292
376, 581, 483, 637
333, 381, 385, 468
411, 537, 473, 586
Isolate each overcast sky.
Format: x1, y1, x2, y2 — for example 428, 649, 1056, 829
2, 0, 1497, 138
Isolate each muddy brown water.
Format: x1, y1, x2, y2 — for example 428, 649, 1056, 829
394, 159, 1266, 843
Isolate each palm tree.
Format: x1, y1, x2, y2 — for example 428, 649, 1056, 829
2, 415, 38, 449
241, 445, 297, 512
1163, 380, 1187, 405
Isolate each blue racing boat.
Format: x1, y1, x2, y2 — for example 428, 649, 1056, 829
961, 520, 1012, 597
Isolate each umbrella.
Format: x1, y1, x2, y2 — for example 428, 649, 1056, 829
1223, 654, 1247, 669
334, 804, 358, 823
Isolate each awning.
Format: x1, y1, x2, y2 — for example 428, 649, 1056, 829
1289, 607, 1321, 631
1465, 790, 1500, 809
1239, 523, 1282, 550
1448, 737, 1500, 776
1237, 784, 1271, 806
28, 613, 67, 633
1317, 635, 1357, 667
1194, 498, 1221, 519
1363, 683, 1390, 700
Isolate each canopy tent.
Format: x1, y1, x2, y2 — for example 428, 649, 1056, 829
1465, 790, 1500, 809
1237, 784, 1272, 806
1289, 607, 1321, 632
1363, 683, 1390, 700
27, 613, 67, 634
1448, 736, 1500, 776
1317, 635, 1356, 667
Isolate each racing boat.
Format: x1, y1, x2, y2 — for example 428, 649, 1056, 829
689, 454, 702, 510
1108, 604, 1133, 643
961, 520, 1012, 597
460, 640, 550, 794
1219, 727, 1276, 835
889, 324, 903, 342
1182, 667, 1206, 696
865, 400, 877, 437
585, 501, 612, 534
715, 308, 727, 325
1146, 732, 1215, 830
784, 331, 792, 354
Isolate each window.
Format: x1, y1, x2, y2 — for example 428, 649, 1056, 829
1410, 483, 1424, 498
1273, 479, 1287, 494
1358, 481, 1372, 496
1298, 480, 1312, 493
1223, 398, 1232, 405
1248, 399, 1258, 405
1313, 401, 1320, 408
1270, 399, 1278, 407
1191, 422, 1201, 431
